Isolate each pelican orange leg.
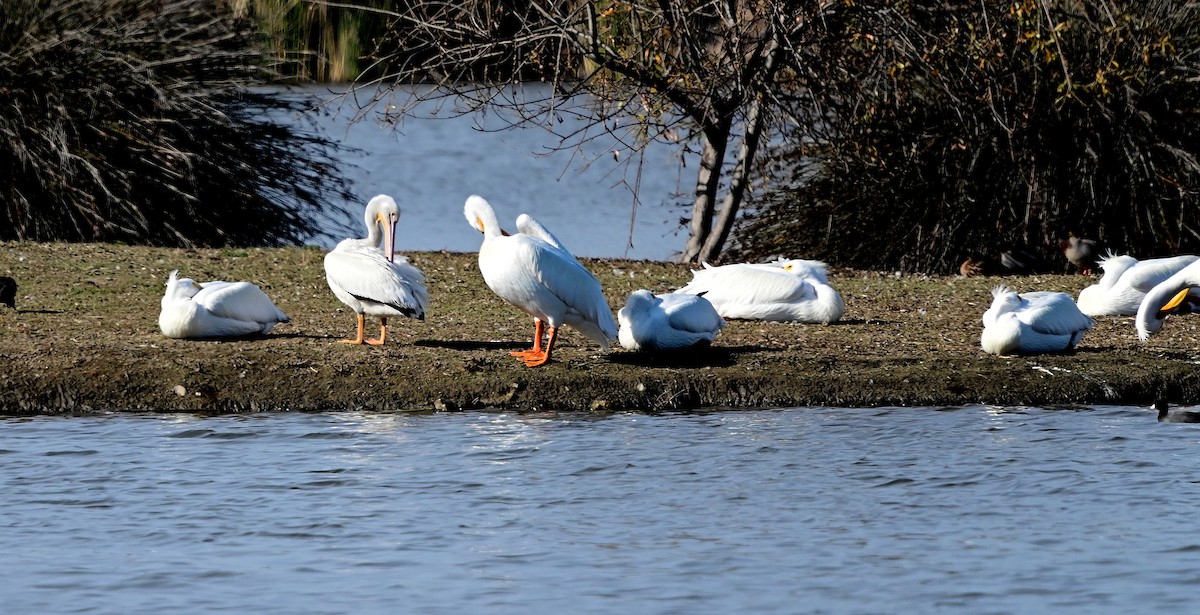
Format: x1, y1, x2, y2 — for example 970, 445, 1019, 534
519, 325, 557, 367
366, 317, 388, 346
339, 313, 367, 344
510, 320, 544, 360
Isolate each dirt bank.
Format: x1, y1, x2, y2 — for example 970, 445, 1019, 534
2, 242, 1198, 415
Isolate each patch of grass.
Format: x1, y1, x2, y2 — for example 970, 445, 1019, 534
3, 242, 1199, 414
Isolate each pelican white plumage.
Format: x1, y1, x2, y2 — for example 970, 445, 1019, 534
1076, 253, 1198, 316
1135, 259, 1200, 341
672, 259, 845, 323
464, 195, 617, 366
618, 290, 725, 352
980, 285, 1094, 355
324, 194, 428, 345
159, 271, 289, 339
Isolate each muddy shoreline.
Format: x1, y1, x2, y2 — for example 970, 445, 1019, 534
2, 242, 1198, 415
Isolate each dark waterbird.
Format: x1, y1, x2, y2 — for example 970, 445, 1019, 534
1154, 400, 1200, 423
959, 248, 1050, 276
0, 276, 15, 309
1059, 235, 1101, 275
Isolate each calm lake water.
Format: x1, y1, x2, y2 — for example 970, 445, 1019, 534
6, 90, 1196, 612
283, 84, 698, 261
5, 405, 1200, 613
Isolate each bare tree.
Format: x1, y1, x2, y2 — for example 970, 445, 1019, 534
338, 0, 815, 263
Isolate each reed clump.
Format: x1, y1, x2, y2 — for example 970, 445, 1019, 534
232, 0, 396, 83
0, 0, 353, 247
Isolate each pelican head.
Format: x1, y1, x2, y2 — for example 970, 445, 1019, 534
1137, 285, 1195, 341
363, 195, 400, 263
771, 258, 830, 283
464, 195, 502, 237
990, 285, 1022, 310
164, 270, 202, 301
619, 289, 657, 318
981, 285, 1022, 327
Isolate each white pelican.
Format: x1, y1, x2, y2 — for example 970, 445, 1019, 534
673, 259, 845, 323
159, 271, 289, 339
1076, 253, 1198, 316
464, 195, 617, 367
1135, 259, 1200, 341
980, 285, 1094, 355
324, 194, 428, 345
618, 290, 725, 351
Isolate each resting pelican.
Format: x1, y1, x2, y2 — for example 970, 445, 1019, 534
980, 285, 1094, 355
673, 259, 845, 323
464, 195, 617, 367
618, 290, 725, 351
1135, 259, 1200, 341
324, 194, 428, 345
159, 271, 289, 339
1076, 253, 1199, 316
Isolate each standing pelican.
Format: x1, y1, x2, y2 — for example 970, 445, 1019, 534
159, 271, 289, 339
980, 285, 1094, 355
464, 195, 617, 367
1076, 253, 1198, 316
324, 194, 428, 345
618, 290, 725, 351
673, 259, 844, 323
1135, 259, 1200, 341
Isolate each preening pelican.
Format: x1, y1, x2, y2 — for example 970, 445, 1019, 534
1076, 254, 1198, 316
618, 290, 725, 352
1135, 259, 1200, 341
324, 194, 428, 345
159, 271, 289, 339
673, 259, 845, 323
980, 285, 1094, 355
464, 195, 617, 367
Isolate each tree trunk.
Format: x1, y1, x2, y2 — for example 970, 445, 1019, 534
698, 91, 770, 262
698, 31, 783, 263
679, 127, 729, 263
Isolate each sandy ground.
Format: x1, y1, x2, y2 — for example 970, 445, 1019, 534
2, 242, 1199, 415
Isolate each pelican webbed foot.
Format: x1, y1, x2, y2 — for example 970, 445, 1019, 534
339, 313, 368, 345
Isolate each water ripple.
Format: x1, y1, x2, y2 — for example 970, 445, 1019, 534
2, 406, 1200, 614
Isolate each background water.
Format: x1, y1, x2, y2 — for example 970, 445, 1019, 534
4, 405, 1200, 613
285, 85, 698, 261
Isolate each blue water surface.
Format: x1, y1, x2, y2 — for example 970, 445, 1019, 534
3, 406, 1199, 614
282, 84, 697, 261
